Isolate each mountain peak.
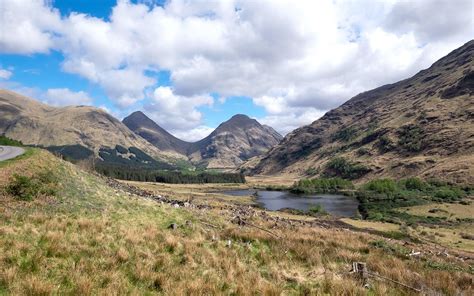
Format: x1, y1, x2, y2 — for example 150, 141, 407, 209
123, 111, 189, 154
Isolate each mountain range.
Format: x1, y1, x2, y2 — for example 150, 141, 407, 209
0, 90, 282, 169
251, 40, 474, 184
1, 40, 472, 183
123, 111, 282, 168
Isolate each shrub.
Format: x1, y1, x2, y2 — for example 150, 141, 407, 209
6, 174, 40, 200
291, 177, 353, 194
5, 171, 58, 201
399, 177, 427, 191
377, 135, 395, 153
304, 167, 319, 176
307, 204, 326, 216
356, 147, 370, 156
323, 157, 371, 180
332, 127, 358, 142
0, 135, 23, 146
398, 125, 424, 153
434, 187, 464, 201
364, 179, 397, 193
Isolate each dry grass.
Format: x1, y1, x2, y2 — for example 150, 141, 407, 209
399, 201, 474, 220
341, 218, 401, 232
0, 150, 472, 295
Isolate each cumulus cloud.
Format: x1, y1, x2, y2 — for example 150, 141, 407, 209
0, 0, 61, 54
44, 88, 93, 107
173, 125, 215, 142
0, 68, 12, 79
0, 0, 472, 135
144, 86, 214, 134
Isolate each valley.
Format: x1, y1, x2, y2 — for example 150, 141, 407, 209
0, 149, 472, 295
0, 24, 473, 296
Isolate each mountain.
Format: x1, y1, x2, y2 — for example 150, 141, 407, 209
123, 111, 189, 154
0, 89, 181, 166
188, 114, 283, 168
252, 40, 474, 184
124, 112, 283, 168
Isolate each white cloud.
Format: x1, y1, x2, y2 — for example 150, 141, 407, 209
44, 88, 93, 107
173, 125, 215, 142
1, 0, 473, 134
0, 0, 61, 54
144, 86, 214, 133
0, 68, 12, 79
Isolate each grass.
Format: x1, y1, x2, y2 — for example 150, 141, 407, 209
0, 150, 472, 295
399, 202, 474, 220
356, 177, 472, 224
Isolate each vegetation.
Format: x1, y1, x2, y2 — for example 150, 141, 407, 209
98, 145, 175, 170
46, 144, 94, 162
398, 125, 424, 153
332, 127, 358, 142
0, 150, 472, 295
5, 170, 58, 201
307, 204, 327, 216
0, 135, 23, 146
323, 157, 371, 180
96, 165, 246, 184
377, 135, 395, 153
291, 177, 353, 194
356, 177, 472, 223
356, 147, 370, 156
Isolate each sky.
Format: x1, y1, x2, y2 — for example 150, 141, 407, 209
0, 0, 473, 141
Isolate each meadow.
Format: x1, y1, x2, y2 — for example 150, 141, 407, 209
0, 150, 472, 295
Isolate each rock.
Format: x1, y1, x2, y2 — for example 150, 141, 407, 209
226, 239, 232, 247
173, 204, 180, 208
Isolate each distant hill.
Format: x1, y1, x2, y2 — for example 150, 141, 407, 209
0, 89, 182, 167
124, 112, 283, 168
252, 40, 474, 184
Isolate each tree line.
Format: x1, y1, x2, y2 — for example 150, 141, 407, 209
95, 164, 246, 184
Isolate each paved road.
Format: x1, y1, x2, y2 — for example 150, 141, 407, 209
0, 146, 25, 161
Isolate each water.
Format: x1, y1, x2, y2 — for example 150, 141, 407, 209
221, 189, 359, 217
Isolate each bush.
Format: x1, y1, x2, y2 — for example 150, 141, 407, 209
291, 177, 353, 194
5, 171, 58, 201
332, 127, 358, 142
0, 135, 23, 146
377, 135, 395, 153
304, 167, 319, 176
400, 177, 427, 191
307, 204, 326, 216
398, 125, 423, 153
364, 179, 397, 193
323, 157, 371, 180
434, 187, 464, 201
356, 147, 370, 156
6, 174, 40, 200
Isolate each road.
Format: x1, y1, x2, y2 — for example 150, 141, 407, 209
0, 145, 25, 161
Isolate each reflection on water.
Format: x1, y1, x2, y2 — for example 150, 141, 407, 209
222, 189, 359, 217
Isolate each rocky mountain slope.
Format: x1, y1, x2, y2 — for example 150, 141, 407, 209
252, 40, 474, 184
124, 112, 283, 168
0, 89, 181, 164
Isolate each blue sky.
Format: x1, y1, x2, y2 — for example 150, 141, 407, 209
0, 0, 472, 140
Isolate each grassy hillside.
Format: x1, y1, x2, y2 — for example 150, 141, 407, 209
252, 41, 474, 184
0, 150, 472, 295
